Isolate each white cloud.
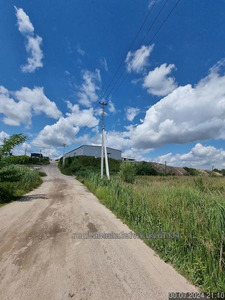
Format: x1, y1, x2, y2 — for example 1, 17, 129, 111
41, 147, 60, 159
131, 60, 225, 149
15, 6, 43, 73
125, 107, 140, 121
0, 86, 61, 126
108, 100, 116, 113
125, 44, 154, 73
122, 147, 151, 161
143, 63, 177, 96
33, 102, 98, 147
21, 35, 43, 73
155, 143, 225, 170
12, 142, 32, 156
100, 57, 108, 72
0, 131, 9, 145
77, 69, 101, 107
14, 6, 34, 34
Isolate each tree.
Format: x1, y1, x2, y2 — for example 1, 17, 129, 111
0, 134, 27, 157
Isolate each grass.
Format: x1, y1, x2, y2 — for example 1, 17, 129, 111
0, 165, 43, 204
77, 173, 225, 292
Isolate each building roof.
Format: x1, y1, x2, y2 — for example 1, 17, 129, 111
65, 144, 121, 156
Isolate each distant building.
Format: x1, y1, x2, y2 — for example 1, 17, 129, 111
122, 157, 135, 162
31, 153, 43, 158
64, 145, 122, 160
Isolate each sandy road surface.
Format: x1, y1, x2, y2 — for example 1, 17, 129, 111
0, 163, 197, 300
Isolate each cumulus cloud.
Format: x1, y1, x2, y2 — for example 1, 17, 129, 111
15, 6, 43, 73
33, 102, 98, 147
12, 142, 32, 156
0, 131, 9, 145
131, 60, 225, 149
122, 147, 151, 161
125, 45, 154, 73
125, 107, 140, 121
0, 86, 61, 126
155, 143, 225, 170
143, 63, 177, 96
77, 69, 101, 107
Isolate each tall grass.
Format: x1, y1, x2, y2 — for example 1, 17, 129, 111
0, 165, 42, 203
79, 173, 225, 292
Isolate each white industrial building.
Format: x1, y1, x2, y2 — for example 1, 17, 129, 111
64, 145, 122, 160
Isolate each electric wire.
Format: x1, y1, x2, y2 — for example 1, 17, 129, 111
105, 0, 182, 100
101, 0, 158, 100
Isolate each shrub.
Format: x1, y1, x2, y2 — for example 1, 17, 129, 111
38, 171, 47, 177
136, 162, 158, 176
0, 165, 42, 203
119, 161, 136, 183
184, 167, 200, 176
0, 165, 25, 182
59, 155, 121, 176
0, 155, 49, 167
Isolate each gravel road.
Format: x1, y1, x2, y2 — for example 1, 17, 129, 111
0, 163, 197, 300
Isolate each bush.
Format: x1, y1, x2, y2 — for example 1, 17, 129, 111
0, 155, 49, 167
119, 162, 136, 183
136, 162, 158, 176
184, 167, 200, 176
38, 171, 47, 177
0, 165, 42, 203
0, 165, 26, 182
59, 155, 121, 176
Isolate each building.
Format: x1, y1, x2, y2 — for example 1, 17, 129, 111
31, 153, 43, 159
122, 157, 135, 162
64, 145, 122, 160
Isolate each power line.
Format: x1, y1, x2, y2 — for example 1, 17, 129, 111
104, 0, 170, 99
101, 0, 158, 99
105, 0, 182, 100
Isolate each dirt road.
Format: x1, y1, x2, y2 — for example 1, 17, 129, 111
0, 163, 197, 300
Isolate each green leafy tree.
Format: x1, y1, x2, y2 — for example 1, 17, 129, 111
0, 134, 27, 158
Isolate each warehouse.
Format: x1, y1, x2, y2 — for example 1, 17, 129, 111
64, 145, 122, 160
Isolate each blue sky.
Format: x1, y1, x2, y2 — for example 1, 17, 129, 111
1, 0, 225, 169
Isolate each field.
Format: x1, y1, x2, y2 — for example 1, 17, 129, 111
78, 173, 225, 292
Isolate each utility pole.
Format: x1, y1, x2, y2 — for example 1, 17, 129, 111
99, 101, 110, 179
63, 144, 66, 167
211, 165, 214, 177
24, 147, 27, 156
165, 161, 167, 175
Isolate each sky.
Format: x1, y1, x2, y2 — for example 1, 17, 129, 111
0, 0, 225, 169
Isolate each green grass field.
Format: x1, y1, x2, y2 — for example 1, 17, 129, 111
79, 173, 225, 292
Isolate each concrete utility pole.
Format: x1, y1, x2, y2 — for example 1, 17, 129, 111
63, 144, 66, 167
99, 101, 110, 179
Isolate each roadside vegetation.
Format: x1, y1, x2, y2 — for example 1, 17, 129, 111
0, 133, 46, 204
58, 155, 121, 176
59, 157, 225, 291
